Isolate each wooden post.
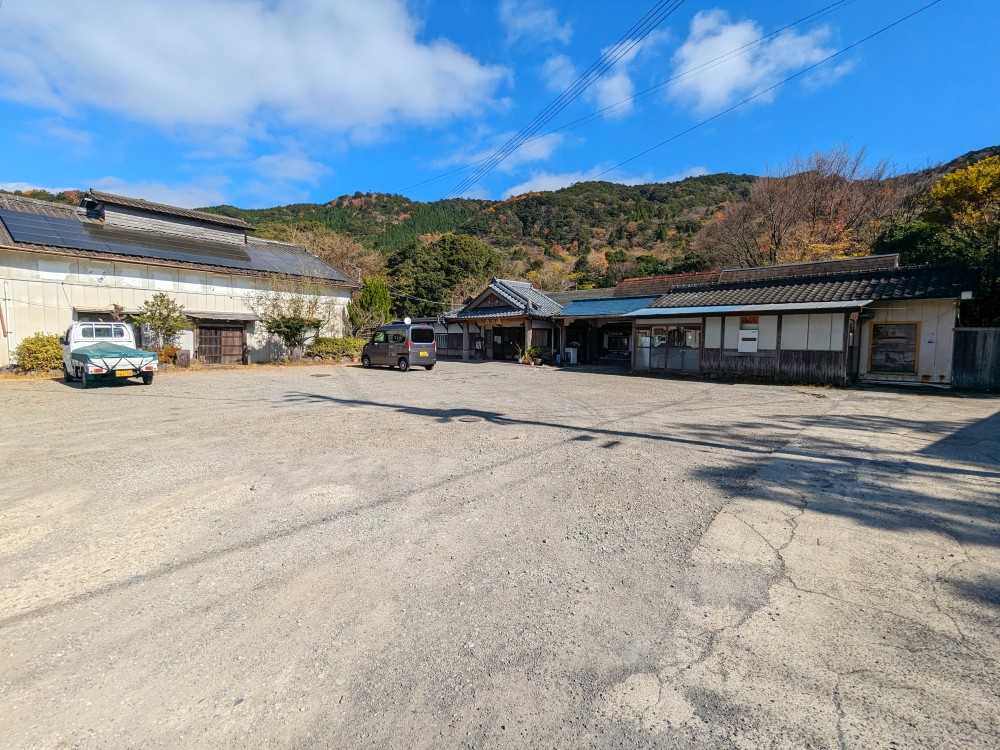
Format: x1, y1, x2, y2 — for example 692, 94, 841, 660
461, 322, 470, 361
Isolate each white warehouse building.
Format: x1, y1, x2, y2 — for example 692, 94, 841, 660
0, 191, 357, 368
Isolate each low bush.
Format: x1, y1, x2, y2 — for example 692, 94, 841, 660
14, 332, 63, 372
307, 336, 366, 360
157, 345, 180, 365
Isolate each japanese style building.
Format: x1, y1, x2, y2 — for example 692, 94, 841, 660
0, 191, 356, 367
450, 255, 972, 386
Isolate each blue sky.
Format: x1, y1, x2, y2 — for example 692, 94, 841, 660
0, 0, 996, 208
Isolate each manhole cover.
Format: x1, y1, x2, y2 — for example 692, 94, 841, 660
457, 416, 484, 423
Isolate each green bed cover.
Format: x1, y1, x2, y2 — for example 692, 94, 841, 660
70, 342, 158, 364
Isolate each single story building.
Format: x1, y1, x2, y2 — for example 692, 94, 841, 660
0, 191, 357, 368
624, 255, 971, 386
447, 278, 663, 365
451, 255, 972, 386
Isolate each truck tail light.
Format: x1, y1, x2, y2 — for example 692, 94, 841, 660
92, 367, 105, 374
143, 365, 155, 371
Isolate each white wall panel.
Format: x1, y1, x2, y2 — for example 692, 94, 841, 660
723, 316, 740, 349
781, 315, 809, 350
758, 315, 778, 350
704, 317, 722, 348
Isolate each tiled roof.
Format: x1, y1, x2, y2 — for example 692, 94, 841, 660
717, 254, 899, 283
451, 306, 527, 320
88, 190, 255, 230
612, 271, 721, 297
649, 265, 970, 308
494, 278, 564, 316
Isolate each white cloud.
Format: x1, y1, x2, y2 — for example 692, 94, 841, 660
504, 170, 597, 197
670, 10, 838, 114
499, 1, 572, 45
90, 177, 230, 209
251, 153, 329, 186
0, 1, 506, 136
432, 130, 565, 174
503, 164, 711, 198
0, 182, 77, 194
542, 55, 576, 93
541, 33, 668, 120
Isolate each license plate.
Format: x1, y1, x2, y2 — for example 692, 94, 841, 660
419, 351, 428, 357
115, 370, 132, 377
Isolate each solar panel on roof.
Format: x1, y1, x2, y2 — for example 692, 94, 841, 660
0, 208, 351, 283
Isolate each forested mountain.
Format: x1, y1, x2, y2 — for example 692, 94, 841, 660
4, 145, 997, 321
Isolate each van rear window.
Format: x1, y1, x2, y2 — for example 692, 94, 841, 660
410, 327, 435, 344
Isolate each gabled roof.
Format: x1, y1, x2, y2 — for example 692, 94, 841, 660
495, 278, 564, 316
0, 193, 355, 286
452, 278, 562, 319
87, 190, 255, 230
647, 265, 969, 309
717, 254, 899, 284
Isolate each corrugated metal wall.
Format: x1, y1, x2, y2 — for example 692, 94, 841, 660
952, 328, 1000, 391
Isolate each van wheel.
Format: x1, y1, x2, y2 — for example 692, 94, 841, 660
397, 358, 410, 372
424, 364, 434, 371
361, 355, 371, 368
63, 365, 73, 383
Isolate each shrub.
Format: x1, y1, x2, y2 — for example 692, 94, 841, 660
157, 345, 180, 365
14, 332, 63, 372
307, 336, 366, 360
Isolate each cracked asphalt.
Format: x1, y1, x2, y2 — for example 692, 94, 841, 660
0, 362, 998, 749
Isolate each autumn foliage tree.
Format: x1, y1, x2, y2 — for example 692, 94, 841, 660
693, 146, 915, 268
876, 155, 1000, 324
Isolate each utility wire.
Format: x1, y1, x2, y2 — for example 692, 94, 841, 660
403, 0, 854, 195
444, 0, 687, 199
594, 0, 946, 180
447, 0, 685, 198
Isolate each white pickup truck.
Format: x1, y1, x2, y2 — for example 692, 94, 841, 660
61, 322, 158, 388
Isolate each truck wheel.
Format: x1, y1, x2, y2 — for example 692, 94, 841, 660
397, 357, 409, 372
141, 373, 154, 385
81, 370, 89, 389
63, 365, 73, 383
361, 355, 371, 368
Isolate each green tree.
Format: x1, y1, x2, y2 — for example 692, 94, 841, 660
388, 233, 499, 317
876, 156, 1000, 324
134, 293, 190, 349
348, 277, 393, 336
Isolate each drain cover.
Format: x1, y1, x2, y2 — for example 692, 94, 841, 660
457, 416, 484, 423
310, 374, 332, 378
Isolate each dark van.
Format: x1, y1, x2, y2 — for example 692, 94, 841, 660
361, 323, 437, 372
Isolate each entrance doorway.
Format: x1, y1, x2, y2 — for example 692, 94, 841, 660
198, 325, 245, 364
666, 324, 701, 371
491, 326, 524, 360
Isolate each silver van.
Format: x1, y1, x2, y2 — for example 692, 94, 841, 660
361, 323, 437, 372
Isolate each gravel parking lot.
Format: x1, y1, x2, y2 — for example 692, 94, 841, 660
1, 362, 998, 749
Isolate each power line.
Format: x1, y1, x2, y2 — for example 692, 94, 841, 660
444, 0, 687, 199
402, 0, 855, 195
594, 0, 946, 181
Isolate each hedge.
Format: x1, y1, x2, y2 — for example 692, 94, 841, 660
14, 333, 64, 373
307, 336, 366, 360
